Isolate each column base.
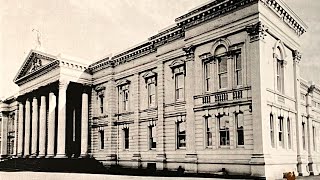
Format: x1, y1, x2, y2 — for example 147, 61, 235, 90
37, 154, 46, 158
156, 153, 167, 171
80, 154, 89, 158
309, 163, 319, 176
55, 154, 67, 158
46, 154, 55, 158
185, 153, 198, 173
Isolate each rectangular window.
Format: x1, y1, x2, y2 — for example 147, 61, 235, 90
175, 73, 184, 101
205, 117, 213, 147
287, 118, 291, 149
148, 83, 156, 107
149, 125, 157, 149
204, 62, 211, 92
302, 122, 306, 150
99, 130, 104, 149
177, 121, 186, 149
270, 114, 275, 147
219, 116, 230, 146
313, 126, 316, 151
278, 117, 284, 148
236, 113, 244, 146
99, 96, 104, 114
124, 128, 129, 150
277, 61, 284, 93
235, 53, 242, 86
123, 89, 129, 111
218, 57, 228, 89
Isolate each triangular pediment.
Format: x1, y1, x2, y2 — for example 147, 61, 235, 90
14, 50, 58, 84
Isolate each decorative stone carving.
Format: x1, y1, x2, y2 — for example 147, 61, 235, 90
183, 45, 195, 61
293, 50, 302, 63
30, 58, 42, 72
246, 21, 268, 42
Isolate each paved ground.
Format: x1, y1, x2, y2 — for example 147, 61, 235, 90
0, 171, 319, 180
0, 171, 239, 180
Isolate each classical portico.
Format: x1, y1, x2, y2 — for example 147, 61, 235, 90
14, 50, 92, 158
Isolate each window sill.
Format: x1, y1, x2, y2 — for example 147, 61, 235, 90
176, 147, 186, 150
219, 146, 230, 149
149, 148, 156, 151
116, 112, 134, 116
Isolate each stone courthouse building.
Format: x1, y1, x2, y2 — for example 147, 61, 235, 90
1, 0, 320, 179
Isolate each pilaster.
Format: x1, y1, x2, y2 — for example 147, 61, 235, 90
132, 73, 141, 167
156, 61, 166, 170
246, 21, 271, 178
183, 45, 198, 173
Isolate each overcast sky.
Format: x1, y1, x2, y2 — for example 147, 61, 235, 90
0, 0, 319, 98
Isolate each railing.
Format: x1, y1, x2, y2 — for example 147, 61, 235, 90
195, 87, 251, 106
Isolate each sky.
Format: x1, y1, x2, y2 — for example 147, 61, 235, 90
0, 0, 319, 98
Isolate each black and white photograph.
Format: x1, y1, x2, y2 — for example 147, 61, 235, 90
0, 0, 320, 179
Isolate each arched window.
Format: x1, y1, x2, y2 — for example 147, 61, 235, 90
276, 47, 284, 93
215, 45, 228, 89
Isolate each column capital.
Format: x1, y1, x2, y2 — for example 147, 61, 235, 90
183, 45, 195, 61
293, 50, 302, 63
58, 80, 70, 90
246, 21, 268, 42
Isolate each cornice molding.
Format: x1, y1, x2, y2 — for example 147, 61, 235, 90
88, 0, 307, 72
260, 0, 307, 36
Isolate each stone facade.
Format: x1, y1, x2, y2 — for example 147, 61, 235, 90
1, 0, 319, 179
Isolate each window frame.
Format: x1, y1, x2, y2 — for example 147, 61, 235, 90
147, 79, 156, 108
270, 114, 275, 148
205, 116, 213, 148
149, 125, 157, 150
123, 127, 129, 150
99, 95, 104, 114
234, 52, 242, 86
287, 118, 291, 149
313, 126, 316, 151
175, 72, 185, 102
218, 56, 228, 89
218, 115, 230, 147
302, 122, 306, 150
204, 61, 212, 92
99, 129, 105, 150
278, 116, 284, 148
235, 112, 244, 146
177, 120, 186, 149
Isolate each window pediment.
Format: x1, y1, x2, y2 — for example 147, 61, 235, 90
116, 79, 131, 87
142, 71, 157, 79
169, 59, 185, 69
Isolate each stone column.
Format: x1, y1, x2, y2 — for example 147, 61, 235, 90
47, 92, 56, 157
24, 99, 31, 156
17, 102, 24, 156
183, 45, 198, 173
56, 81, 68, 158
14, 108, 19, 156
38, 95, 47, 157
80, 90, 89, 157
31, 97, 39, 157
1, 113, 8, 157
